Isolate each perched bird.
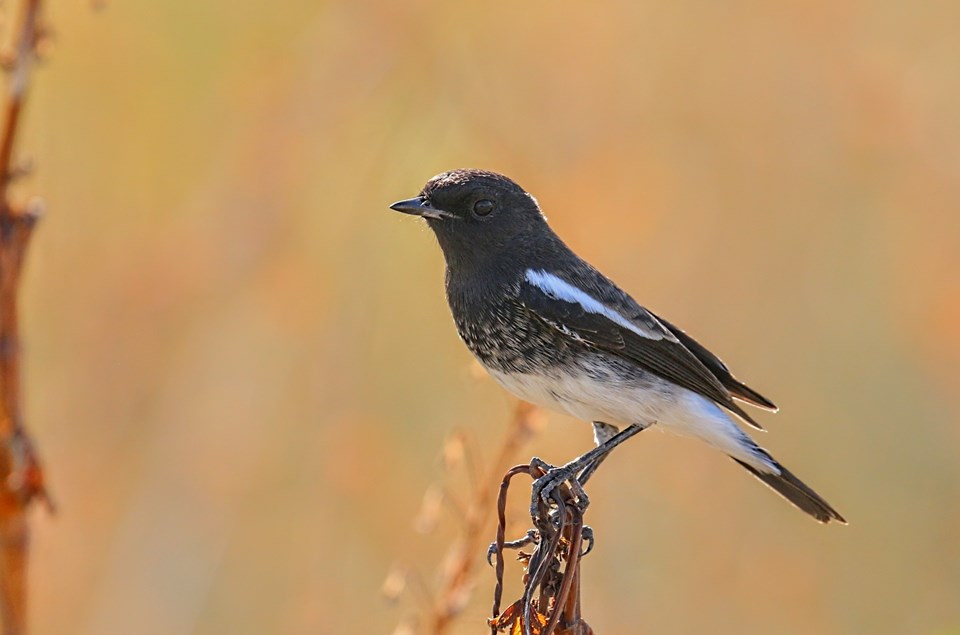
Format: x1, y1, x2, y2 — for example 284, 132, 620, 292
390, 169, 845, 524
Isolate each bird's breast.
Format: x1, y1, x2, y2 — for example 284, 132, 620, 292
449, 294, 575, 374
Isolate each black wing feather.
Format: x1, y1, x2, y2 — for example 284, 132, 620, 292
650, 313, 777, 411
517, 279, 764, 429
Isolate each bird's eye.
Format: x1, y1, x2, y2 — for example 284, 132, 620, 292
473, 199, 494, 216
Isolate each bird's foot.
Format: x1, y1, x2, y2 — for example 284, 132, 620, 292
529, 457, 591, 522
487, 529, 539, 566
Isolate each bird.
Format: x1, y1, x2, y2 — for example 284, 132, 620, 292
390, 168, 845, 524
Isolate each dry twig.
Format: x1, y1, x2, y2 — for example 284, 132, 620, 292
487, 463, 593, 635
390, 399, 599, 634
0, 1, 52, 633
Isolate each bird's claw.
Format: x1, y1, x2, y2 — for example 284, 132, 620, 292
579, 525, 595, 557
487, 529, 539, 566
529, 458, 591, 522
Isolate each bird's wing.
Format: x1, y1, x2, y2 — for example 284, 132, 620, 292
649, 312, 777, 411
517, 268, 764, 429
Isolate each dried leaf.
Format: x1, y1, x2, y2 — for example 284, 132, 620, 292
489, 599, 549, 634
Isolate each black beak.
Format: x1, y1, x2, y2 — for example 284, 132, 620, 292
389, 197, 454, 221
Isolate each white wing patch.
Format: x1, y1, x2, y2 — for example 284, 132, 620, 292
524, 269, 670, 341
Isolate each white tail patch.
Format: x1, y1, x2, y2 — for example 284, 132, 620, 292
666, 393, 780, 475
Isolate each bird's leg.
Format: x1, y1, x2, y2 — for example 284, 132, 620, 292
575, 454, 608, 487
575, 421, 642, 486
530, 423, 646, 519
591, 421, 622, 446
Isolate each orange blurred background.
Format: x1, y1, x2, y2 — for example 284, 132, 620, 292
16, 1, 960, 633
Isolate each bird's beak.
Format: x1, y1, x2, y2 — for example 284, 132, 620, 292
389, 197, 454, 221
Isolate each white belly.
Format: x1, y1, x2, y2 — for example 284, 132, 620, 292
485, 363, 770, 470
486, 366, 671, 428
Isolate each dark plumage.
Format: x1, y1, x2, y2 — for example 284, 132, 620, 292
390, 168, 845, 524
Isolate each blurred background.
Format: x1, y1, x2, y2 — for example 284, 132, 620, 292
15, 0, 959, 633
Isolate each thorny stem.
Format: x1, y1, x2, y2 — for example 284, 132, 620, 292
0, 1, 51, 634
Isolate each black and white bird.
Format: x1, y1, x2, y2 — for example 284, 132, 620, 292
390, 168, 845, 524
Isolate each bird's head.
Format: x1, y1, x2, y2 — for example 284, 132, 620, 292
390, 169, 549, 270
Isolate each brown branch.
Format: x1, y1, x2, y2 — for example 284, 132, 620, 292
0, 0, 51, 633
0, 0, 41, 198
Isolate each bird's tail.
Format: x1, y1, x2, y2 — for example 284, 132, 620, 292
733, 455, 846, 524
